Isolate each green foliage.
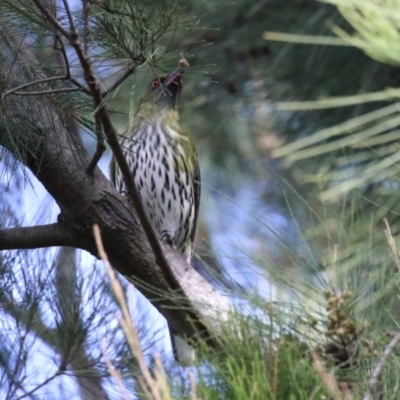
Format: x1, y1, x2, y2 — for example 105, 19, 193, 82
90, 0, 191, 66
195, 313, 328, 400
326, 0, 400, 67
263, 0, 400, 339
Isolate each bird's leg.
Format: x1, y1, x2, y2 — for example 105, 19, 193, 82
160, 230, 175, 247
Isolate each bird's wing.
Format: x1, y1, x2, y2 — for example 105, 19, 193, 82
191, 150, 201, 247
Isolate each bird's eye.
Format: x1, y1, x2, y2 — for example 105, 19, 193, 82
151, 80, 160, 89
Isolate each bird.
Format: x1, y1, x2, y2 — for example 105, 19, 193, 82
110, 66, 200, 363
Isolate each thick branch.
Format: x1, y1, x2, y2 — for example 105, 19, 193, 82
0, 223, 88, 251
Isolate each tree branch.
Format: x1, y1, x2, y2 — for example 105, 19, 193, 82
82, 0, 90, 56
0, 223, 89, 251
363, 331, 400, 400
1, 76, 67, 100
61, 0, 77, 34
12, 87, 81, 96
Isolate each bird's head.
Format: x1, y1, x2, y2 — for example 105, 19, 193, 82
137, 69, 183, 120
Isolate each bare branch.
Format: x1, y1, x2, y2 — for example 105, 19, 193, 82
69, 76, 91, 95
0, 223, 86, 251
16, 373, 62, 400
363, 331, 400, 400
82, 0, 90, 56
53, 34, 71, 77
12, 87, 81, 96
0, 76, 67, 100
61, 0, 78, 34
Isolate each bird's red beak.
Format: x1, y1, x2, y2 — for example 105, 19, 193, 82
163, 68, 184, 87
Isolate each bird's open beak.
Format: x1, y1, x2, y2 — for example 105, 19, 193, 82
163, 68, 184, 87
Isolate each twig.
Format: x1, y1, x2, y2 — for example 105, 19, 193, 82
62, 0, 77, 35
69, 76, 91, 95
363, 331, 400, 400
101, 338, 130, 400
87, 113, 106, 172
1, 76, 66, 100
15, 371, 61, 400
11, 88, 81, 96
53, 35, 70, 77
82, 0, 90, 56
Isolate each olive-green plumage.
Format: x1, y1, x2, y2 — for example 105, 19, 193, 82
110, 69, 200, 264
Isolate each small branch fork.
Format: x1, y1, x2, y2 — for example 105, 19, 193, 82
29, 0, 183, 294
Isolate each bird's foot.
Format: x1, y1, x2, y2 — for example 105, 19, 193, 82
160, 230, 175, 247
